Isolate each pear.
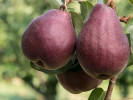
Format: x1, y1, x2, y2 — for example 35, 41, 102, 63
22, 9, 76, 70
76, 4, 130, 80
56, 65, 102, 94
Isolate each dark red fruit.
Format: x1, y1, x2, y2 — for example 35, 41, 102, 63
56, 66, 102, 94
22, 9, 76, 70
76, 4, 130, 80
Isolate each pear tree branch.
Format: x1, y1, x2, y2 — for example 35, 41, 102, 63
119, 15, 133, 23
104, 76, 117, 100
119, 97, 133, 100
106, 0, 133, 23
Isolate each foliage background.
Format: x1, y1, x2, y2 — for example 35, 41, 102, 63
0, 0, 133, 100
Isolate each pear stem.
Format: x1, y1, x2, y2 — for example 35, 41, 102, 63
106, 0, 116, 11
104, 76, 117, 100
60, 0, 72, 11
119, 15, 133, 23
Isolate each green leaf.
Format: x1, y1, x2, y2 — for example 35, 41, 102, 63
127, 53, 133, 67
124, 20, 133, 67
125, 18, 133, 53
61, 0, 65, 3
125, 18, 133, 34
99, 91, 106, 100
71, 52, 77, 64
67, 1, 81, 14
48, 0, 60, 9
129, 0, 133, 6
126, 34, 131, 47
103, 0, 106, 4
88, 88, 106, 100
130, 33, 133, 53
80, 1, 94, 22
103, 0, 107, 4
69, 11, 83, 36
30, 61, 79, 75
87, 0, 100, 4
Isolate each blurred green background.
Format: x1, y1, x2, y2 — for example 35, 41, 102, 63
0, 0, 133, 100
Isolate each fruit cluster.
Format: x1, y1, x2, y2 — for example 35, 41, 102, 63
21, 4, 130, 94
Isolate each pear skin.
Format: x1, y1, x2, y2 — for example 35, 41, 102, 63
22, 9, 76, 70
77, 4, 130, 80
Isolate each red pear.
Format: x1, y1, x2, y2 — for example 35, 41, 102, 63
56, 66, 102, 94
22, 9, 76, 70
76, 4, 130, 80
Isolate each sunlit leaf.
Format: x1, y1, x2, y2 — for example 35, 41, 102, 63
125, 18, 133, 53
125, 19, 133, 34
69, 11, 83, 36
67, 1, 81, 14
87, 0, 100, 4
99, 92, 106, 100
48, 0, 61, 9
88, 88, 106, 100
80, 1, 93, 22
